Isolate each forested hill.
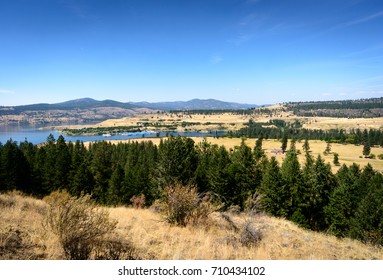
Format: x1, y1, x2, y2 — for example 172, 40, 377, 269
286, 97, 383, 118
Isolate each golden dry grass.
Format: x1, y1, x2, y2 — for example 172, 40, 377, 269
1, 192, 383, 260
104, 137, 383, 172
0, 191, 63, 259
92, 112, 249, 132
302, 117, 383, 131
108, 207, 383, 260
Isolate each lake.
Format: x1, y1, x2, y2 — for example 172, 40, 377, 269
0, 125, 227, 145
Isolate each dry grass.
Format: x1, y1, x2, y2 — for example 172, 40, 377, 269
2, 192, 382, 260
108, 207, 383, 260
90, 112, 249, 132
0, 191, 58, 259
104, 137, 383, 172
302, 117, 383, 131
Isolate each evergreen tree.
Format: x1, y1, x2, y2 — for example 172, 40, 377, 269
0, 140, 31, 192
254, 135, 265, 161
350, 173, 383, 245
333, 153, 340, 165
260, 156, 288, 217
226, 140, 257, 209
304, 155, 337, 230
108, 165, 124, 205
195, 138, 213, 192
207, 145, 231, 206
281, 132, 288, 153
54, 135, 71, 190
281, 151, 307, 226
363, 140, 371, 158
90, 141, 113, 204
157, 136, 198, 187
325, 164, 362, 236
324, 141, 331, 155
302, 138, 310, 153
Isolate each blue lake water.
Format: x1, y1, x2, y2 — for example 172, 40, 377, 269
0, 126, 226, 145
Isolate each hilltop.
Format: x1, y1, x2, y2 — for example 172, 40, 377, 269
1, 192, 382, 260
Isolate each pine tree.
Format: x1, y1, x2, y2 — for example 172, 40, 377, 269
0, 140, 31, 192
333, 153, 340, 165
207, 145, 231, 205
281, 132, 288, 153
54, 135, 71, 190
350, 173, 383, 245
260, 156, 288, 217
324, 141, 331, 155
157, 136, 198, 187
305, 155, 337, 230
281, 151, 306, 225
302, 138, 310, 153
363, 140, 371, 158
108, 165, 124, 205
254, 135, 265, 161
226, 140, 257, 209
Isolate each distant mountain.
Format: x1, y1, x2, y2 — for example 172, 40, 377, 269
3, 98, 137, 114
0, 98, 147, 126
0, 98, 259, 113
132, 98, 259, 110
0, 98, 259, 126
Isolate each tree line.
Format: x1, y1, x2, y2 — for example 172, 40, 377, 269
233, 120, 383, 147
0, 135, 382, 246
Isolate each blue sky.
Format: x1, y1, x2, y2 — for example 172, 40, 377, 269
1, 0, 383, 106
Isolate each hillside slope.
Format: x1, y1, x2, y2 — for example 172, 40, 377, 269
1, 192, 382, 260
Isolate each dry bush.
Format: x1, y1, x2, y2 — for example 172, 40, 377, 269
161, 185, 219, 227
93, 236, 141, 260
130, 194, 146, 209
239, 220, 264, 247
244, 193, 263, 214
163, 184, 199, 226
43, 191, 118, 260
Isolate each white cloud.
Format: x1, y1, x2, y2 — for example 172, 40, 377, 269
341, 10, 383, 28
0, 89, 15, 94
210, 54, 223, 65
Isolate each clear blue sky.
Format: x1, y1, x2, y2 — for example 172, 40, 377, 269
1, 0, 383, 106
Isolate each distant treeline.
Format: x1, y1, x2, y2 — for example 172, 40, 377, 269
0, 135, 382, 246
169, 109, 257, 115
232, 119, 383, 146
286, 98, 383, 118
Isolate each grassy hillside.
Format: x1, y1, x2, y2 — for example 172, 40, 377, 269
1, 192, 382, 260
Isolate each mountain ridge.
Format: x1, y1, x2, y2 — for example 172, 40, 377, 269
1, 98, 260, 112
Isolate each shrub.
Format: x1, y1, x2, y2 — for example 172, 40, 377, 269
240, 221, 263, 247
162, 184, 199, 226
162, 185, 219, 227
378, 154, 383, 160
130, 194, 146, 209
43, 191, 117, 260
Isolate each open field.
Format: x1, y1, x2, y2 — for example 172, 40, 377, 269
1, 192, 382, 260
95, 112, 250, 132
58, 105, 383, 135
301, 117, 383, 131
104, 137, 383, 172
